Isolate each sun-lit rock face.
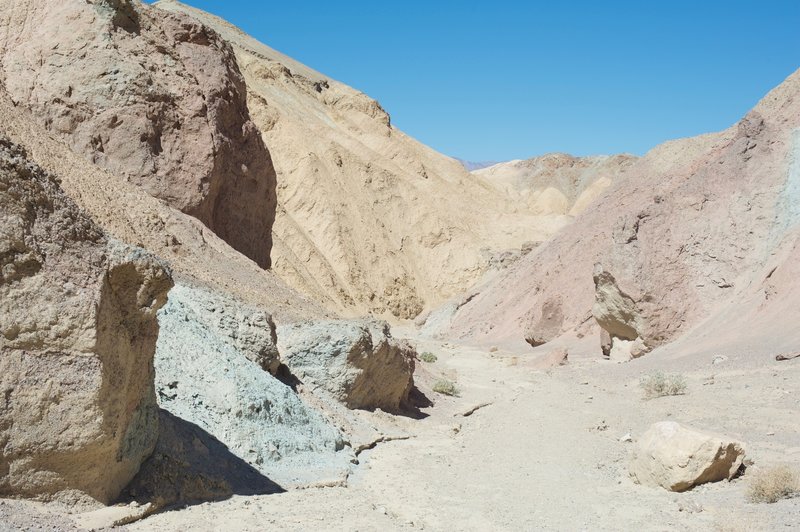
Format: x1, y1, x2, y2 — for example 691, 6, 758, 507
0, 137, 172, 504
0, 0, 277, 268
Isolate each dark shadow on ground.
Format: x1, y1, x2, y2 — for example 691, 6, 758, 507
398, 386, 432, 420
119, 409, 283, 510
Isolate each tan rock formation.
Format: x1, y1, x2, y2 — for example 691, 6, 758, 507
0, 137, 172, 504
630, 422, 746, 492
0, 0, 277, 267
0, 81, 322, 324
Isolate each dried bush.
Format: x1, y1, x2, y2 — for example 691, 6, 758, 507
639, 371, 687, 399
747, 465, 799, 503
420, 351, 438, 363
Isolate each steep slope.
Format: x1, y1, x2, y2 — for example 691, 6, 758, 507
155, 0, 577, 319
0, 0, 277, 267
442, 69, 800, 357
476, 153, 638, 216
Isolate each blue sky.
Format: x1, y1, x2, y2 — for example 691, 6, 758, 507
154, 1, 800, 161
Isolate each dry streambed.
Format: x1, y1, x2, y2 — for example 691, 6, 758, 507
122, 338, 800, 531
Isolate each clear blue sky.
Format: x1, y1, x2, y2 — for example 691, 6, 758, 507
153, 1, 800, 161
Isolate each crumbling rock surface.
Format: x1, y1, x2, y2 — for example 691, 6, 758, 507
277, 320, 416, 412
0, 0, 277, 267
154, 284, 354, 488
0, 137, 172, 504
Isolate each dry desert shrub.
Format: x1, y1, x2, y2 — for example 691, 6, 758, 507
639, 371, 687, 399
419, 351, 438, 363
747, 465, 799, 503
432, 379, 459, 397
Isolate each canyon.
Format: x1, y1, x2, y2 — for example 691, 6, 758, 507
0, 1, 798, 530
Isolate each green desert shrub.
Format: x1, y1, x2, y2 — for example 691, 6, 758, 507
432, 379, 459, 397
639, 371, 687, 399
419, 351, 438, 363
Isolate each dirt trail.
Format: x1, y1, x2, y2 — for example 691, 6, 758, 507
123, 335, 800, 531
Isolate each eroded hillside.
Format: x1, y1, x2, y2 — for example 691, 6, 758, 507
438, 69, 800, 362
155, 0, 617, 319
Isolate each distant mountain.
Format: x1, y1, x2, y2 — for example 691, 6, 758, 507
454, 158, 502, 171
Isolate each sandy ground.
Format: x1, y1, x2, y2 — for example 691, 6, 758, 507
3, 332, 799, 531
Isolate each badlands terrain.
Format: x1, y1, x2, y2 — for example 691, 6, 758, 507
0, 0, 799, 530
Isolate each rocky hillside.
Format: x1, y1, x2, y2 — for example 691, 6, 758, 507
0, 0, 277, 267
439, 69, 800, 360
2, 0, 797, 528
155, 0, 598, 319
475, 153, 638, 216
0, 0, 419, 506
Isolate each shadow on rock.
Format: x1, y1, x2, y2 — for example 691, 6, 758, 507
120, 410, 284, 509
273, 363, 303, 392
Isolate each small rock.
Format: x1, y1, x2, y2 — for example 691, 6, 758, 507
532, 348, 569, 370
620, 433, 633, 443
712, 355, 728, 365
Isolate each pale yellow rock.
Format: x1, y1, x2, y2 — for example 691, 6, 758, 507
629, 422, 746, 492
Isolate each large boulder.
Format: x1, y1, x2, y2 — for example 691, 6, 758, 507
153, 284, 354, 488
0, 137, 172, 504
629, 421, 746, 492
592, 265, 649, 362
277, 320, 416, 412
0, 0, 277, 267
